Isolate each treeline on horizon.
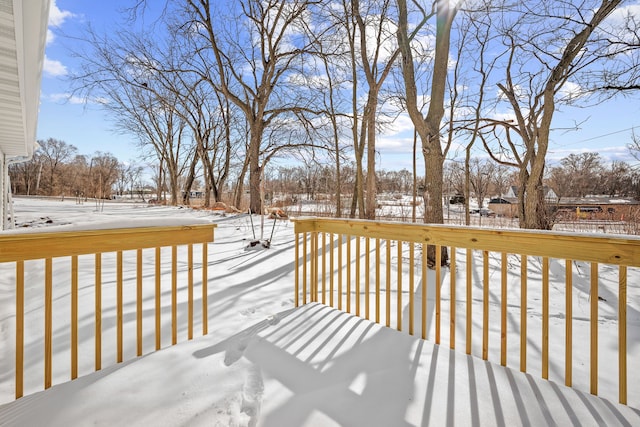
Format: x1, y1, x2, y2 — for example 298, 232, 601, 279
9, 138, 640, 211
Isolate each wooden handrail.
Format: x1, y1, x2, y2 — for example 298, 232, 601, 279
2, 224, 216, 400
0, 224, 215, 262
292, 217, 639, 407
292, 217, 640, 265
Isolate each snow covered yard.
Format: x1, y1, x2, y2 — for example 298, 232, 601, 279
2, 302, 640, 426
0, 197, 639, 426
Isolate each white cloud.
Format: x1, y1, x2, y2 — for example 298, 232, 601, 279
43, 56, 68, 77
558, 81, 585, 102
383, 112, 414, 136
604, 3, 640, 27
46, 29, 55, 45
48, 0, 76, 27
46, 93, 108, 106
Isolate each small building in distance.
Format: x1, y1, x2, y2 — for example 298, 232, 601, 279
488, 190, 640, 221
551, 196, 640, 221
488, 186, 558, 218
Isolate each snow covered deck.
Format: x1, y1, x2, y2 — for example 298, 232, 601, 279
1, 303, 638, 426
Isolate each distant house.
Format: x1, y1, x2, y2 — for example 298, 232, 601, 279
552, 196, 640, 221
490, 186, 558, 217
504, 186, 557, 201
488, 191, 640, 220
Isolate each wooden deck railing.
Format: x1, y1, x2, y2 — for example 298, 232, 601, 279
292, 217, 640, 406
0, 224, 216, 400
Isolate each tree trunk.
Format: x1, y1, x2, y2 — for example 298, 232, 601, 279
464, 147, 471, 226
334, 142, 342, 219
397, 0, 455, 266
182, 154, 199, 205
351, 158, 365, 219
365, 95, 378, 220
523, 166, 550, 229
248, 129, 262, 214
202, 154, 211, 208
167, 159, 180, 206
422, 144, 445, 225
234, 156, 249, 210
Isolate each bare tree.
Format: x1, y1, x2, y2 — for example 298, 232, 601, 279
88, 152, 120, 200
129, 39, 238, 207
480, 0, 625, 229
351, 0, 402, 219
346, 5, 366, 218
8, 153, 42, 195
37, 138, 78, 196
397, 0, 456, 264
628, 129, 640, 162
601, 160, 634, 197
181, 0, 324, 213
124, 161, 146, 200
444, 161, 465, 199
587, 4, 640, 93
454, 6, 503, 226
559, 152, 604, 197
490, 163, 512, 200
468, 158, 495, 209
70, 27, 191, 206
314, 25, 351, 218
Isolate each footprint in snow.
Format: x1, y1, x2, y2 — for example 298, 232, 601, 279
241, 364, 264, 426
240, 307, 257, 316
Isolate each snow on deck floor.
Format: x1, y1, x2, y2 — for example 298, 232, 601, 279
1, 303, 639, 427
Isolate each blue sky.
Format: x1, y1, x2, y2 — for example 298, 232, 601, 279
38, 1, 140, 163
38, 0, 640, 173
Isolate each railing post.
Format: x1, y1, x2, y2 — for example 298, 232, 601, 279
294, 232, 299, 307
338, 235, 343, 310
303, 232, 308, 305
500, 252, 507, 366
356, 236, 361, 316
566, 260, 573, 387
520, 255, 527, 373
322, 233, 327, 305
397, 241, 402, 331
409, 242, 415, 336
385, 239, 391, 328
466, 249, 472, 355
376, 239, 381, 324
590, 262, 599, 395
188, 244, 194, 340
422, 244, 427, 341
117, 251, 123, 363
71, 256, 78, 379
311, 231, 318, 303
202, 242, 208, 335
365, 238, 371, 320
542, 257, 549, 379
620, 265, 627, 405
45, 258, 52, 389
330, 233, 335, 307
137, 249, 143, 356
95, 253, 102, 370
481, 251, 489, 360
171, 245, 178, 346
435, 246, 441, 344
450, 247, 456, 349
154, 247, 161, 351
15, 261, 24, 399
346, 235, 351, 313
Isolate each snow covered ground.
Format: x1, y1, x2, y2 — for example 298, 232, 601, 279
0, 197, 639, 426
